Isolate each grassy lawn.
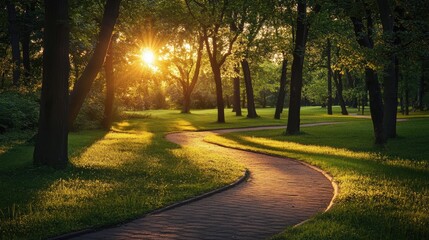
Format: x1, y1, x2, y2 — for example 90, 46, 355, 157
206, 111, 429, 239
1, 106, 427, 239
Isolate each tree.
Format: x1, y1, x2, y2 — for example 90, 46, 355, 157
6, 0, 20, 86
166, 34, 204, 113
351, 11, 385, 145
274, 57, 287, 119
376, 0, 398, 138
21, 0, 36, 84
286, 1, 320, 134
232, 64, 242, 116
185, 0, 243, 123
333, 70, 348, 115
326, 38, 333, 115
103, 37, 115, 130
33, 0, 70, 168
68, 0, 121, 129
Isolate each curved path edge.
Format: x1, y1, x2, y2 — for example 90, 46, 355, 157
50, 170, 250, 240
204, 122, 340, 223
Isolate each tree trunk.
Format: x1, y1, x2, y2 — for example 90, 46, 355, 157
418, 57, 428, 110
334, 71, 348, 115
33, 0, 70, 169
377, 0, 398, 138
21, 2, 34, 84
286, 1, 307, 135
233, 65, 242, 116
6, 1, 21, 86
351, 13, 386, 145
404, 84, 409, 115
68, 0, 121, 130
274, 58, 287, 119
103, 41, 115, 130
327, 38, 333, 115
242, 89, 246, 108
182, 88, 191, 113
212, 65, 225, 123
366, 68, 385, 144
241, 59, 258, 118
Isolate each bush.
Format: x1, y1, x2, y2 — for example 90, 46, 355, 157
0, 92, 39, 132
74, 91, 105, 130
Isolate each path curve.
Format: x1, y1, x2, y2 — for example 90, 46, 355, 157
71, 123, 336, 240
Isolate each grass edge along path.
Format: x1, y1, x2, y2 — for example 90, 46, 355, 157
205, 118, 429, 240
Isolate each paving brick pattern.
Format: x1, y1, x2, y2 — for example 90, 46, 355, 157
72, 124, 335, 240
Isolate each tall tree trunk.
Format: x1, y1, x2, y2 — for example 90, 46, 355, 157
274, 58, 288, 119
6, 1, 21, 86
242, 89, 246, 108
365, 69, 384, 144
212, 65, 225, 123
418, 57, 428, 110
327, 38, 333, 115
233, 65, 242, 116
404, 81, 409, 115
241, 58, 258, 118
334, 71, 348, 115
21, 2, 34, 84
377, 0, 398, 138
103, 40, 115, 130
351, 13, 386, 145
33, 0, 70, 169
68, 0, 121, 130
182, 87, 192, 113
287, 1, 307, 135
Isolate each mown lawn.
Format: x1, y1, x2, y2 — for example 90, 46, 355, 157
206, 111, 429, 239
1, 107, 427, 239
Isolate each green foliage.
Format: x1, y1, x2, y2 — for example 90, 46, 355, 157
0, 92, 39, 131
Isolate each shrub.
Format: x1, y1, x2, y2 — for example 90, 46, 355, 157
0, 92, 39, 132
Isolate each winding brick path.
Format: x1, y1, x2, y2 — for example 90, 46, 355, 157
70, 124, 335, 240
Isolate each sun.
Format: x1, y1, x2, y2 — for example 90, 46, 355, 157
141, 49, 155, 65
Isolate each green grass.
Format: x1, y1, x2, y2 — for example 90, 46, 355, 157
205, 112, 429, 239
1, 106, 427, 239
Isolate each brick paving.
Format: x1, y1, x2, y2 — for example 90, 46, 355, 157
70, 124, 335, 240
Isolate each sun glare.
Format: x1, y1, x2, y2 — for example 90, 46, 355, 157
141, 49, 155, 65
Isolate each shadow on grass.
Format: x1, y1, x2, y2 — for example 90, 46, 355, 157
1, 121, 242, 239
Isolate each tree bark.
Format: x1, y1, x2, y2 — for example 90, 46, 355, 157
351, 13, 386, 145
103, 40, 115, 130
377, 0, 398, 138
326, 38, 333, 115
404, 79, 409, 115
33, 0, 70, 169
212, 64, 225, 123
274, 58, 287, 119
286, 1, 308, 135
241, 58, 258, 118
181, 36, 203, 114
182, 87, 192, 113
334, 71, 348, 115
21, 2, 34, 84
418, 57, 428, 110
68, 0, 121, 129
6, 1, 21, 86
233, 64, 242, 116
